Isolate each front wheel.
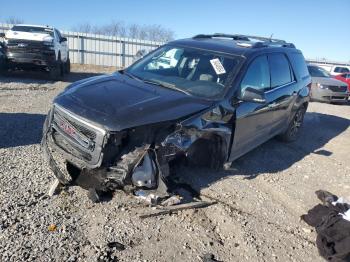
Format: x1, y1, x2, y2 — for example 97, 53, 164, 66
0, 58, 7, 75
278, 106, 306, 142
49, 61, 63, 81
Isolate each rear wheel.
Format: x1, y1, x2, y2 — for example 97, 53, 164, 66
278, 106, 306, 142
64, 58, 70, 74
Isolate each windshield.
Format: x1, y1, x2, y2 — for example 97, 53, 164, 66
125, 45, 242, 99
11, 26, 54, 36
308, 66, 330, 78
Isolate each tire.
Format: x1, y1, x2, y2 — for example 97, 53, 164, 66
278, 106, 306, 142
0, 57, 7, 75
49, 52, 63, 80
49, 62, 62, 81
64, 58, 70, 74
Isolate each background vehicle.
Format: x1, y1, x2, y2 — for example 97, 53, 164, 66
312, 64, 350, 76
42, 34, 311, 196
0, 39, 5, 73
308, 65, 349, 103
334, 73, 350, 92
2, 24, 70, 79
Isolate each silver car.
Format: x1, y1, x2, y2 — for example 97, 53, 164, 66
308, 65, 349, 103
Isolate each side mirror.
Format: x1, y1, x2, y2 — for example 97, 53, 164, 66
240, 87, 266, 103
60, 37, 67, 43
0, 33, 5, 38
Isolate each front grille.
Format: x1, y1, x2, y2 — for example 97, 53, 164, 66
7, 39, 52, 53
51, 104, 106, 167
328, 85, 347, 92
54, 110, 97, 142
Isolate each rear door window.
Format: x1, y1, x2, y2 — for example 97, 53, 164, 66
240, 55, 270, 92
268, 53, 293, 88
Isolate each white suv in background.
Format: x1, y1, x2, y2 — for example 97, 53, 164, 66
313, 63, 350, 76
0, 24, 70, 79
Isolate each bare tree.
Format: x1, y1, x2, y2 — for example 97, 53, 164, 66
71, 21, 174, 42
5, 17, 24, 25
104, 21, 127, 37
72, 23, 93, 34
128, 24, 141, 39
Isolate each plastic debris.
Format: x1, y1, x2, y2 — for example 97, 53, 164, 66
48, 178, 62, 197
107, 241, 125, 251
48, 224, 57, 232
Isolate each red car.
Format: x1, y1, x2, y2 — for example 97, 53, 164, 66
334, 73, 350, 91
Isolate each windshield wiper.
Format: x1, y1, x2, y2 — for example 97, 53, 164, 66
142, 79, 191, 96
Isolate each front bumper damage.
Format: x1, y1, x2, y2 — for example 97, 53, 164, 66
42, 103, 234, 202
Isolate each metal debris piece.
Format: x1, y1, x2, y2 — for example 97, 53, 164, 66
132, 152, 157, 188
48, 178, 62, 197
161, 195, 182, 206
139, 201, 217, 219
134, 190, 160, 205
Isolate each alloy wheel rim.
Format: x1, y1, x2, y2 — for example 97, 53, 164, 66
290, 110, 303, 138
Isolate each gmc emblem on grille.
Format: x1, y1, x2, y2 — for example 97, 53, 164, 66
58, 120, 76, 137
17, 43, 28, 48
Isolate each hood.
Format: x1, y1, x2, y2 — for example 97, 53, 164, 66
5, 30, 53, 42
312, 77, 348, 87
54, 73, 213, 131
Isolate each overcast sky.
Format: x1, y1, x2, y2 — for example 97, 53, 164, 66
1, 0, 349, 62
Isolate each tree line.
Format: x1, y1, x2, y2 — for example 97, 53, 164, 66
3, 17, 175, 42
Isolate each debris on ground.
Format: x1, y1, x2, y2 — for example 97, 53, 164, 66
201, 253, 222, 262
161, 195, 182, 206
139, 201, 217, 219
106, 241, 125, 251
134, 189, 160, 205
301, 190, 350, 261
47, 178, 62, 197
48, 224, 57, 232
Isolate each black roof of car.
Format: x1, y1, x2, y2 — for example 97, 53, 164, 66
168, 34, 300, 57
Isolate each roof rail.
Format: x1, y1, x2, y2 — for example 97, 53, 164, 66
192, 33, 295, 48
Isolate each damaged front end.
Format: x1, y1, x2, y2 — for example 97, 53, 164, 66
42, 102, 234, 201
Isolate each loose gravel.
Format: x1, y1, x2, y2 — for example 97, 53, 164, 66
0, 66, 349, 262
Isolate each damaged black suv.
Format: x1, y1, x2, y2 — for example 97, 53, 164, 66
42, 34, 311, 198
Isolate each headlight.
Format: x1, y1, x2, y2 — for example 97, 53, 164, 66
316, 83, 326, 89
43, 40, 55, 50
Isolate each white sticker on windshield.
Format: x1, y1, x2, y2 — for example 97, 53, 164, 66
210, 58, 226, 75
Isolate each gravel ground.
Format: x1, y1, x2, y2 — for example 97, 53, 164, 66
0, 66, 349, 262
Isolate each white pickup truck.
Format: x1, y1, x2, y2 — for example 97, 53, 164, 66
0, 24, 70, 79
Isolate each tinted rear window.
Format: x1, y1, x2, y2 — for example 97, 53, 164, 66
289, 52, 309, 79
268, 53, 292, 88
